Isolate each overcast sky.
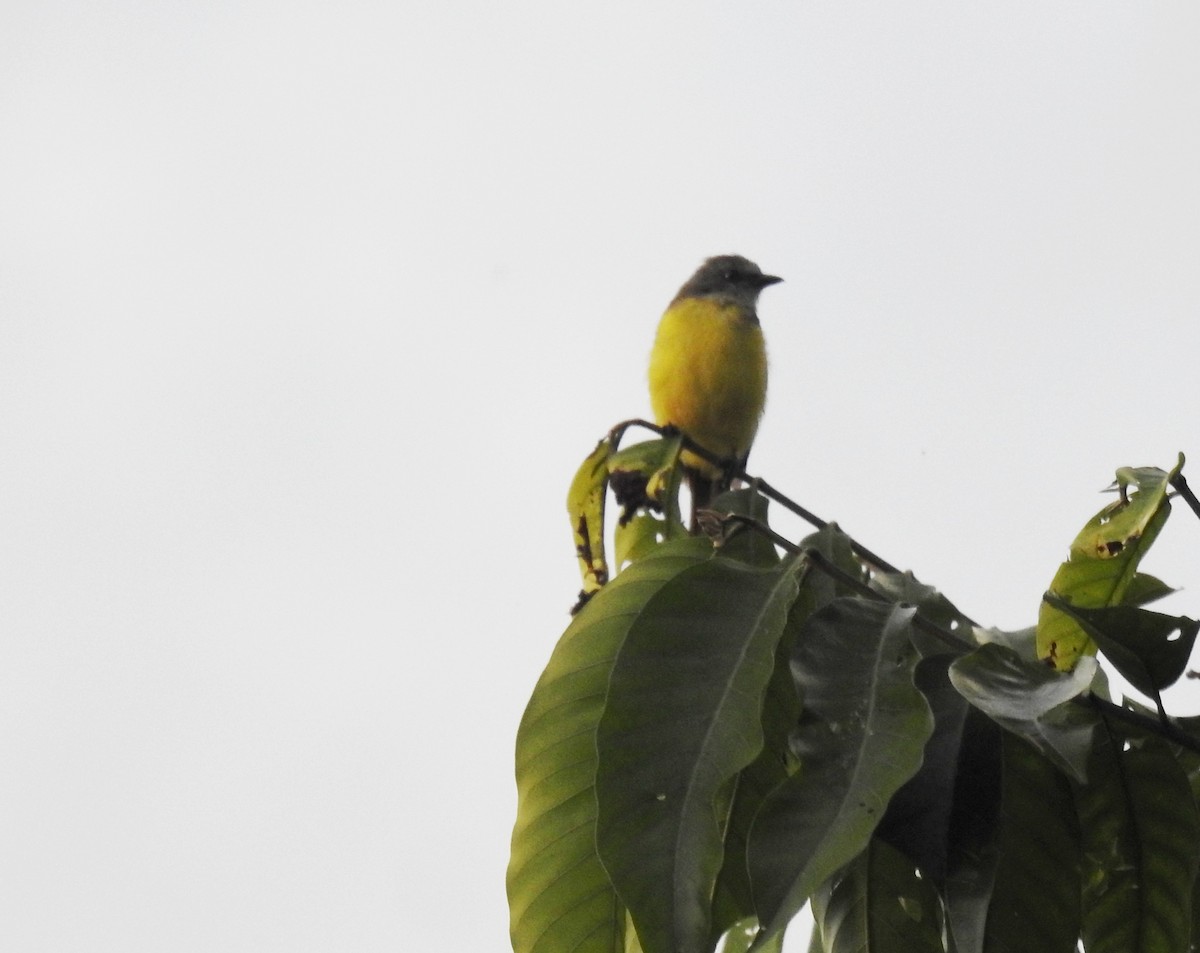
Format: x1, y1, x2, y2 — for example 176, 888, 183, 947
3, 3, 1199, 951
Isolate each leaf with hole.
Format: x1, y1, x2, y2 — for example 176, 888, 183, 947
1044, 596, 1199, 699
1037, 458, 1182, 671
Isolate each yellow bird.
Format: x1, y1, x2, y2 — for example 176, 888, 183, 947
648, 254, 781, 519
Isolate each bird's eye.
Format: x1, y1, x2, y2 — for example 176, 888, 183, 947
723, 269, 736, 283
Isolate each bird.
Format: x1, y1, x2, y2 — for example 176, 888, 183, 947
647, 254, 781, 524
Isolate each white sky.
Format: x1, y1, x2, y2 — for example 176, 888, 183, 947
3, 3, 1199, 951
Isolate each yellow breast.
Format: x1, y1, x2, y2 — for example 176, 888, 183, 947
647, 296, 767, 475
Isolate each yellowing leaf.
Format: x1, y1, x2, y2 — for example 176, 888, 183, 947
567, 438, 614, 609
1037, 456, 1183, 671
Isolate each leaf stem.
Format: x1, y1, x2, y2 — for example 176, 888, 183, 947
1087, 695, 1200, 755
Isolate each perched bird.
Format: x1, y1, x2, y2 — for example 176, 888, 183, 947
648, 254, 781, 522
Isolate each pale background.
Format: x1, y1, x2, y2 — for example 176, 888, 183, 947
2, 3, 1199, 951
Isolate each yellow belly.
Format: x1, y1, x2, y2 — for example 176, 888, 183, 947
647, 297, 767, 475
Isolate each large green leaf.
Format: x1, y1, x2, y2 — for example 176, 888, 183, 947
746, 600, 934, 947
594, 555, 804, 953
948, 642, 1097, 782
1037, 460, 1181, 671
941, 711, 1004, 953
810, 838, 944, 953
1076, 724, 1200, 953
508, 537, 712, 953
710, 590, 808, 936
875, 656, 971, 885
711, 525, 864, 940
973, 735, 1081, 953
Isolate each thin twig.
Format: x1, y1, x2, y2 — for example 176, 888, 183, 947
717, 512, 801, 555
741, 477, 828, 534
1088, 695, 1200, 756
1171, 472, 1200, 523
748, 477, 900, 574
605, 420, 902, 574
802, 546, 972, 653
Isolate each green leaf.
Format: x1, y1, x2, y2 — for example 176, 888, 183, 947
710, 590, 808, 935
948, 642, 1097, 782
704, 488, 781, 568
595, 555, 804, 953
1037, 460, 1181, 671
870, 571, 975, 656
796, 524, 870, 611
1122, 572, 1176, 607
1076, 726, 1200, 953
609, 435, 687, 536
1171, 726, 1200, 951
610, 437, 691, 577
711, 525, 862, 940
1043, 596, 1199, 699
746, 600, 934, 946
973, 735, 1082, 953
508, 537, 712, 953
875, 655, 971, 885
614, 509, 667, 571
696, 487, 777, 568
810, 838, 945, 953
1193, 862, 1200, 953
971, 625, 1037, 658
941, 711, 1004, 953
568, 437, 615, 608
718, 919, 783, 953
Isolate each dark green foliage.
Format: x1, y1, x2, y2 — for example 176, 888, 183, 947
949, 643, 1098, 781
747, 600, 934, 945
875, 656, 971, 886
1077, 723, 1200, 953
811, 839, 945, 953
512, 446, 1200, 953
973, 734, 1082, 953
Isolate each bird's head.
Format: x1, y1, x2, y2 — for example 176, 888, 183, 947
672, 255, 782, 309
